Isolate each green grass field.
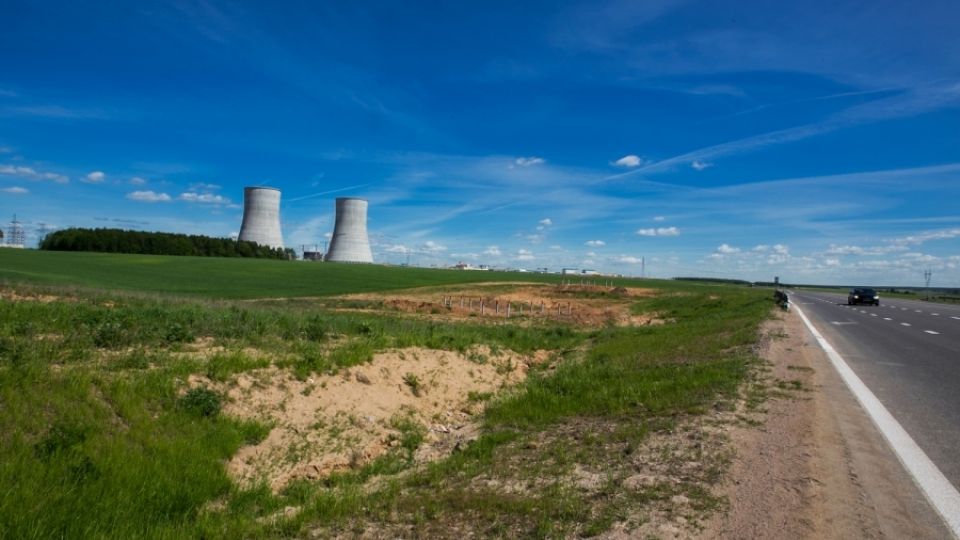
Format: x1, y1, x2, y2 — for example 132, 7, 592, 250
0, 249, 774, 538
0, 249, 573, 298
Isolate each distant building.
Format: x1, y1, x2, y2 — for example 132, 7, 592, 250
561, 268, 579, 275
453, 261, 488, 271
303, 251, 324, 261
581, 269, 600, 276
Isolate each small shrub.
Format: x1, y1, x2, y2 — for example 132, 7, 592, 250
164, 322, 194, 344
179, 386, 222, 418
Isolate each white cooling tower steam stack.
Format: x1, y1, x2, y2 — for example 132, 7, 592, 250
325, 197, 373, 263
238, 187, 284, 249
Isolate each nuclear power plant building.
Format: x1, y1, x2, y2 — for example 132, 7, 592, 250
238, 187, 284, 249
324, 197, 373, 263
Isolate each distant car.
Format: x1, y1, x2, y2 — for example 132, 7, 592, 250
848, 288, 880, 306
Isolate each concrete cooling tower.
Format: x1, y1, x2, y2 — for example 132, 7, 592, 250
324, 197, 373, 263
238, 187, 284, 249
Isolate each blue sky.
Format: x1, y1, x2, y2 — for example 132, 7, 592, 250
2, 0, 959, 285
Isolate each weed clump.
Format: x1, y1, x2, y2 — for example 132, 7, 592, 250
179, 386, 222, 418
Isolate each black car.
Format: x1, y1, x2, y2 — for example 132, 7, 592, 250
848, 288, 880, 306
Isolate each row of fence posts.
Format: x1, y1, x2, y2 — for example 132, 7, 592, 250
440, 296, 573, 318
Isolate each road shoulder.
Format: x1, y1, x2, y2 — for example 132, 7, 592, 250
702, 309, 949, 539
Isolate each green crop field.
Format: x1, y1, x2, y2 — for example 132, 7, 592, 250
0, 249, 581, 298
0, 248, 776, 538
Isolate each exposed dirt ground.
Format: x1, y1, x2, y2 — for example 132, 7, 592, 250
194, 345, 540, 491
334, 283, 663, 327
700, 309, 949, 539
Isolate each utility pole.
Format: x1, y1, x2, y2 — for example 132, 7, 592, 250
641, 256, 645, 278
924, 269, 932, 288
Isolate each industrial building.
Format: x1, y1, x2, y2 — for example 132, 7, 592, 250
238, 187, 284, 250
324, 197, 373, 263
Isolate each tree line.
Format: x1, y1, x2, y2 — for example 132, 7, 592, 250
40, 228, 292, 259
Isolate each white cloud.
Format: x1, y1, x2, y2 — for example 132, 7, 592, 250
515, 156, 545, 167
586, 251, 597, 257
752, 244, 769, 252
127, 190, 172, 202
890, 227, 960, 247
385, 244, 412, 254
483, 245, 502, 257
84, 171, 105, 183
0, 164, 68, 183
179, 192, 230, 204
691, 160, 713, 171
538, 218, 553, 227
613, 255, 643, 264
1, 186, 28, 194
653, 216, 666, 222
129, 177, 147, 186
516, 248, 535, 261
421, 240, 447, 253
716, 243, 740, 254
772, 244, 789, 255
525, 233, 545, 244
636, 226, 680, 237
612, 155, 643, 168
585, 240, 606, 247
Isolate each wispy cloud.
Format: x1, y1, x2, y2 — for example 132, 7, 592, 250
179, 192, 231, 204
1, 186, 28, 194
612, 255, 644, 264
516, 248, 535, 261
691, 160, 712, 171
608, 83, 960, 179
188, 182, 221, 191
0, 104, 112, 120
585, 239, 606, 246
0, 164, 68, 183
286, 183, 375, 203
514, 156, 545, 167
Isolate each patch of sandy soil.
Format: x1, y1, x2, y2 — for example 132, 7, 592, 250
194, 345, 538, 492
699, 310, 949, 539
0, 289, 69, 303
334, 283, 663, 328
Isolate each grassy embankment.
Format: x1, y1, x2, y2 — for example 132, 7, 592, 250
0, 250, 772, 538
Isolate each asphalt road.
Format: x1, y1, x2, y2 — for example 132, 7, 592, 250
788, 290, 960, 492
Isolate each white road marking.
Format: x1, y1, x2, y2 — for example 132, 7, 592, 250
870, 314, 878, 317
795, 306, 960, 538
932, 313, 940, 316
883, 318, 893, 321
916, 310, 923, 313
925, 330, 940, 335
952, 317, 960, 321
831, 321, 857, 325
901, 323, 912, 327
